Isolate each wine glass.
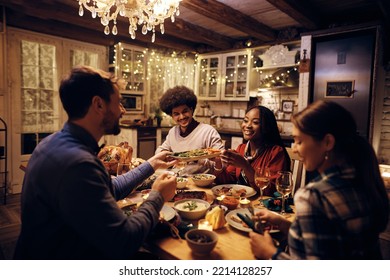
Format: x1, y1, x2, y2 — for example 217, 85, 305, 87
254, 167, 271, 207
275, 171, 293, 216
175, 161, 187, 176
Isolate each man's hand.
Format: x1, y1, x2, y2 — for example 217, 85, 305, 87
148, 151, 178, 171
151, 172, 177, 202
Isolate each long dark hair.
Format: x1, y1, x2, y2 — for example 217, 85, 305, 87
291, 100, 389, 232
246, 105, 290, 169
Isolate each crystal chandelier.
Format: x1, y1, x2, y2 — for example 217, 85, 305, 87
77, 0, 182, 43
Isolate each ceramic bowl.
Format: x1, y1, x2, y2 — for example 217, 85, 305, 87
191, 174, 216, 187
173, 199, 210, 220
176, 177, 188, 189
185, 229, 218, 256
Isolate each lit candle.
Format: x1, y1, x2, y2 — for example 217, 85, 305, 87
198, 219, 213, 231
216, 195, 225, 204
239, 197, 251, 208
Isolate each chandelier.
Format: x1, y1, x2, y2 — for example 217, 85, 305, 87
77, 0, 182, 43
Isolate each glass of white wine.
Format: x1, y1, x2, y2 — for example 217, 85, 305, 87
254, 167, 271, 207
276, 171, 293, 216
175, 161, 187, 176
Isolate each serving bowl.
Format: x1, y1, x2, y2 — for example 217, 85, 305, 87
185, 229, 218, 256
191, 174, 216, 187
173, 199, 210, 220
176, 177, 188, 189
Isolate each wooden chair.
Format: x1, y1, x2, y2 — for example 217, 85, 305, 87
286, 147, 306, 197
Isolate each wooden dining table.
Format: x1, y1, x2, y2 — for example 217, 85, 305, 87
140, 178, 295, 260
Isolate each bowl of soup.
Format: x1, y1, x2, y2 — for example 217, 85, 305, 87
173, 199, 210, 220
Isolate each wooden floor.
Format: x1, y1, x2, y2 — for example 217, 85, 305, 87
0, 194, 21, 260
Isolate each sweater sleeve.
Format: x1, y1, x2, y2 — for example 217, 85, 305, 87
111, 161, 155, 200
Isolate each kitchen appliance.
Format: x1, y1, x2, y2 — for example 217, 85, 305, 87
121, 94, 143, 113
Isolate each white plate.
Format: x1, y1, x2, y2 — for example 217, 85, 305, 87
160, 205, 176, 221
170, 152, 221, 162
211, 184, 257, 198
226, 209, 278, 233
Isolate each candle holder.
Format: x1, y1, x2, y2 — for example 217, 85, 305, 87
198, 219, 213, 231
239, 197, 251, 208
216, 195, 225, 205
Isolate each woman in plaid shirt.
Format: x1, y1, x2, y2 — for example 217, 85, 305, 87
249, 100, 389, 259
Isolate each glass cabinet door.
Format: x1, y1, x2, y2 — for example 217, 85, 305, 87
117, 45, 145, 94
197, 55, 221, 100
224, 55, 236, 98
221, 51, 250, 101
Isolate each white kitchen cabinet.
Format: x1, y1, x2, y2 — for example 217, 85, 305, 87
109, 42, 146, 95
195, 50, 251, 101
195, 54, 221, 101
221, 50, 251, 101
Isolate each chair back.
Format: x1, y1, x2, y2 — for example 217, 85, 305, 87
286, 147, 306, 197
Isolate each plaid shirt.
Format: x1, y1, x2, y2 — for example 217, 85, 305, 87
277, 165, 382, 259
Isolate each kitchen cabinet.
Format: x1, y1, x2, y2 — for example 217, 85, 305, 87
109, 42, 146, 94
196, 54, 221, 101
221, 50, 251, 101
195, 50, 251, 101
250, 43, 300, 122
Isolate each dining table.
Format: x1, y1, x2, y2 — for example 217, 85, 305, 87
133, 177, 296, 260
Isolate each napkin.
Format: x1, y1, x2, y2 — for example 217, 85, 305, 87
262, 192, 294, 213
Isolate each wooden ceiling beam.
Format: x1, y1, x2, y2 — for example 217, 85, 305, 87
163, 18, 234, 50
265, 0, 319, 30
181, 0, 276, 41
1, 0, 230, 51
5, 10, 199, 52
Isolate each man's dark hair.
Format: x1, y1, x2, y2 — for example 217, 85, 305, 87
159, 86, 197, 115
59, 66, 117, 120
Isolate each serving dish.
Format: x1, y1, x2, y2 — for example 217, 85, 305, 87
118, 194, 176, 221
173, 198, 210, 220
191, 174, 216, 187
211, 184, 257, 198
170, 148, 221, 162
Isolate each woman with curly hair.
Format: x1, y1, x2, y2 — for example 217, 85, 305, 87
214, 105, 290, 196
155, 86, 224, 159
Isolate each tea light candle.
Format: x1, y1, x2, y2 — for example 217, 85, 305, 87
216, 195, 225, 204
239, 197, 251, 208
198, 219, 213, 231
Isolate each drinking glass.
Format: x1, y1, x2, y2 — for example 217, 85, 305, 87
275, 171, 293, 216
175, 161, 187, 176
254, 167, 271, 207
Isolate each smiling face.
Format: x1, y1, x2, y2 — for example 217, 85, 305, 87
241, 107, 261, 142
292, 125, 329, 172
171, 104, 193, 131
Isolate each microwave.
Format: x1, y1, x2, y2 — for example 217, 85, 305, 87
121, 94, 143, 113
